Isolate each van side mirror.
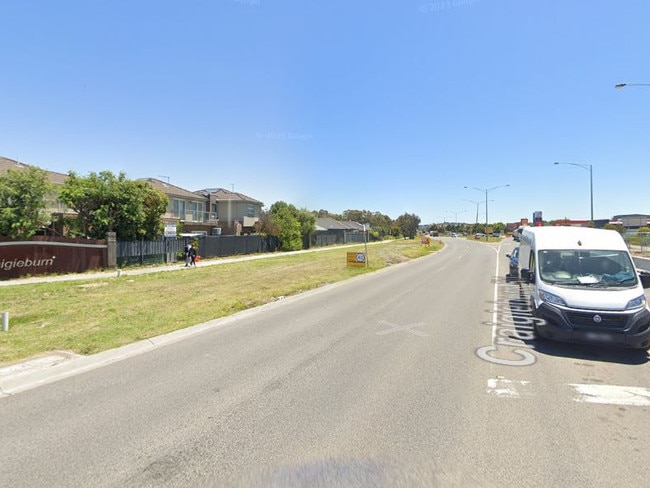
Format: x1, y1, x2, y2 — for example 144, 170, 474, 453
639, 271, 650, 289
521, 269, 534, 283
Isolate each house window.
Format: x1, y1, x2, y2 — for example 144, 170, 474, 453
246, 204, 255, 217
172, 199, 186, 219
187, 201, 201, 221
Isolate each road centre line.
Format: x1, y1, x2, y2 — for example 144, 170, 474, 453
487, 378, 650, 407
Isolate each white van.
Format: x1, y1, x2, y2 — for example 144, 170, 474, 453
519, 226, 650, 349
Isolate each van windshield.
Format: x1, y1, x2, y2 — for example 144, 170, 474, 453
538, 249, 638, 288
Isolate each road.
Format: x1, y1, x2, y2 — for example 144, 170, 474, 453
1, 238, 649, 487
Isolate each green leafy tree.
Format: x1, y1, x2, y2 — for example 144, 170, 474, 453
58, 171, 167, 240
315, 209, 343, 220
369, 212, 393, 238
267, 201, 303, 251
0, 167, 53, 239
296, 207, 316, 239
257, 208, 280, 237
395, 212, 421, 239
603, 223, 626, 235
340, 209, 393, 239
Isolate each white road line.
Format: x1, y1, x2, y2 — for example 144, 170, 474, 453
569, 383, 650, 406
487, 378, 650, 407
491, 246, 500, 342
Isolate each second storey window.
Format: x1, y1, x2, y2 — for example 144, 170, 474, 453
172, 199, 186, 219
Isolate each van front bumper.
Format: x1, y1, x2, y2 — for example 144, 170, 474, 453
534, 302, 650, 350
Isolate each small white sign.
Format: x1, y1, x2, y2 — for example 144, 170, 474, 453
164, 223, 177, 237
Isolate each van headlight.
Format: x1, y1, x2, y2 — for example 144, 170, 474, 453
626, 295, 647, 310
539, 289, 567, 306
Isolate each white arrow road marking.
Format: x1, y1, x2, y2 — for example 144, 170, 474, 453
377, 320, 428, 337
486, 378, 534, 398
487, 378, 650, 407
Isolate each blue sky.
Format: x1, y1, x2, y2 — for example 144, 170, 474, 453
1, 0, 648, 225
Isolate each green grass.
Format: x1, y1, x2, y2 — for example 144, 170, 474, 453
0, 240, 442, 365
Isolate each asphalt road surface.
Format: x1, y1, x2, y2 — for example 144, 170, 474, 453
1, 238, 649, 487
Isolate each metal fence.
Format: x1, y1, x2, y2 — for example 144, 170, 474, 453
310, 231, 367, 248
116, 235, 280, 267
116, 232, 368, 267
624, 232, 650, 256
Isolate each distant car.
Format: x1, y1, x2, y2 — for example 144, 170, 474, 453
474, 233, 485, 239
450, 232, 458, 237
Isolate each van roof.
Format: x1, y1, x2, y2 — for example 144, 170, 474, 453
521, 226, 627, 251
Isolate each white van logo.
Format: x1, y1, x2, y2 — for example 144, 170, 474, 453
593, 315, 602, 323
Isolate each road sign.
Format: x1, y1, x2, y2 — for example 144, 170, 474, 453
347, 252, 366, 267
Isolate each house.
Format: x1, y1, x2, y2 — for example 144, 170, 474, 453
0, 156, 74, 234
1, 157, 266, 237
194, 188, 263, 235
312, 217, 368, 246
140, 178, 215, 230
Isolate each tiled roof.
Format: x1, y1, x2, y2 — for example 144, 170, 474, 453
315, 218, 368, 231
195, 187, 263, 205
141, 178, 206, 200
0, 156, 68, 185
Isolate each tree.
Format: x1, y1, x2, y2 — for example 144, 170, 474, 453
296, 207, 316, 239
603, 223, 626, 235
58, 171, 167, 240
340, 209, 393, 239
266, 201, 303, 251
395, 212, 421, 239
0, 167, 53, 239
257, 208, 281, 237
368, 211, 393, 238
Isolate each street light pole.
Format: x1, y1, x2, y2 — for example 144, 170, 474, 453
463, 199, 481, 226
554, 161, 593, 222
463, 199, 494, 228
446, 209, 467, 230
464, 184, 510, 239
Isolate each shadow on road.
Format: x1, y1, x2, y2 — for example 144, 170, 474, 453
530, 336, 649, 365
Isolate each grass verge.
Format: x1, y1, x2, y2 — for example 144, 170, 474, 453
0, 239, 442, 365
